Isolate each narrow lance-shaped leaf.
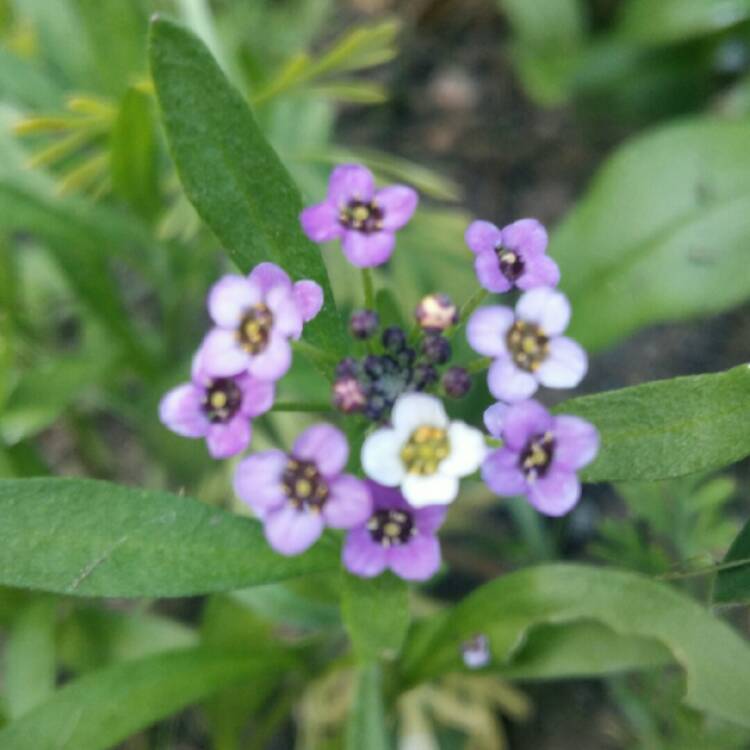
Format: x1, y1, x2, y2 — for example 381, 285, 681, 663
713, 519, 750, 606
346, 664, 390, 750
0, 478, 338, 598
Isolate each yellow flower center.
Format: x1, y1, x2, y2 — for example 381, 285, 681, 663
400, 425, 450, 476
237, 303, 274, 354
506, 320, 549, 372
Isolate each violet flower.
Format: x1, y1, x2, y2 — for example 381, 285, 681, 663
201, 262, 323, 382
159, 346, 275, 459
481, 399, 599, 516
343, 481, 447, 581
300, 164, 418, 268
233, 424, 372, 556
467, 287, 587, 403
466, 218, 560, 294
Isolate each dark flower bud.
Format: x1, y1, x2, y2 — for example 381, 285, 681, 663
335, 357, 360, 379
363, 354, 386, 379
413, 363, 439, 390
381, 326, 407, 354
349, 308, 379, 340
415, 293, 458, 332
365, 393, 389, 421
443, 366, 471, 398
333, 376, 367, 413
396, 346, 416, 369
421, 334, 452, 365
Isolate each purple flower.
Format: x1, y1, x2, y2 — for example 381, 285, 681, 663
233, 424, 372, 556
300, 164, 418, 268
159, 346, 275, 459
343, 481, 447, 581
467, 287, 587, 403
481, 399, 599, 516
201, 262, 323, 382
466, 218, 560, 294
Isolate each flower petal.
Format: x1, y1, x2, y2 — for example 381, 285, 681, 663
293, 280, 324, 322
439, 421, 486, 477
246, 334, 292, 381
300, 202, 343, 243
342, 230, 395, 267
159, 384, 209, 438
208, 275, 259, 328
413, 504, 448, 535
466, 306, 513, 357
293, 423, 349, 477
402, 472, 459, 507
474, 251, 511, 294
481, 448, 527, 496
501, 399, 553, 450
375, 185, 418, 230
487, 356, 538, 402
362, 428, 405, 486
328, 164, 375, 206
516, 287, 570, 335
501, 218, 548, 257
200, 328, 250, 377
391, 393, 448, 437
483, 402, 508, 438
388, 535, 442, 581
517, 253, 560, 290
527, 468, 581, 516
552, 416, 599, 471
238, 375, 275, 418
343, 527, 388, 578
249, 262, 291, 294
324, 474, 373, 529
266, 285, 303, 339
264, 504, 324, 555
465, 220, 503, 255
206, 417, 251, 459
537, 336, 588, 389
233, 450, 287, 516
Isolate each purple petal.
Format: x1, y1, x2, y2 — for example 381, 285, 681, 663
483, 402, 509, 438
527, 468, 581, 516
327, 164, 375, 207
159, 383, 208, 438
388, 534, 442, 581
367, 481, 410, 512
201, 328, 250, 377
375, 186, 418, 230
552, 416, 599, 471
536, 336, 587, 389
208, 275, 259, 328
501, 218, 548, 257
206, 417, 251, 459
293, 423, 349, 477
266, 285, 303, 339
324, 474, 373, 529
474, 251, 512, 294
501, 399, 553, 450
249, 262, 291, 294
246, 334, 292, 381
300, 202, 344, 243
414, 504, 448, 535
466, 306, 513, 357
264, 504, 324, 555
465, 220, 503, 255
233, 450, 287, 516
517, 254, 560, 290
481, 448, 527, 496
487, 356, 538, 402
516, 288, 570, 336
238, 375, 275, 418
342, 230, 395, 267
293, 280, 324, 322
343, 527, 389, 578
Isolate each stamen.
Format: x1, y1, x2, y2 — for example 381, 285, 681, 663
495, 244, 524, 282
202, 379, 243, 423
400, 425, 450, 476
367, 508, 416, 547
282, 458, 329, 510
506, 320, 549, 372
340, 200, 384, 234
519, 431, 555, 482
237, 303, 274, 354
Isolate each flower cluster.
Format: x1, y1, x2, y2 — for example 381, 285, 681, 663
160, 162, 599, 584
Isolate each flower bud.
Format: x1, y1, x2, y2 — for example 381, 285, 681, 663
333, 376, 367, 413
415, 293, 458, 332
335, 357, 360, 379
461, 634, 490, 669
443, 366, 471, 398
382, 326, 407, 354
349, 308, 379, 340
413, 363, 439, 390
421, 334, 452, 365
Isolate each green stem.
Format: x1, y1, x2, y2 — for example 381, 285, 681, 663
446, 288, 488, 341
656, 554, 750, 582
271, 401, 333, 413
361, 268, 375, 310
466, 356, 492, 374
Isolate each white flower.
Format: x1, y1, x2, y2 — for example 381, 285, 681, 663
361, 393, 486, 507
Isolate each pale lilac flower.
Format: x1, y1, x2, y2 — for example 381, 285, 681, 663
159, 346, 274, 459
466, 218, 560, 294
201, 262, 323, 382
467, 287, 587, 403
343, 481, 446, 581
481, 399, 599, 516
300, 164, 418, 268
461, 634, 491, 669
233, 424, 372, 556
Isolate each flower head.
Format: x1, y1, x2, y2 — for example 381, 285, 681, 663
201, 262, 323, 382
159, 346, 275, 459
234, 423, 372, 556
466, 218, 560, 294
300, 164, 418, 268
467, 288, 587, 403
361, 393, 485, 506
482, 399, 599, 516
343, 481, 446, 581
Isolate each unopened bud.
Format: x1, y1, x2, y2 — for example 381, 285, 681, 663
415, 293, 458, 332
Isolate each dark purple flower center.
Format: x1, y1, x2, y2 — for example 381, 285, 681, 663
202, 379, 243, 423
495, 244, 525, 282
506, 320, 549, 372
237, 303, 274, 354
340, 200, 384, 234
519, 432, 555, 480
367, 508, 415, 547
282, 458, 329, 510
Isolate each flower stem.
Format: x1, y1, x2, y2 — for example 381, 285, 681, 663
446, 288, 488, 341
361, 267, 375, 310
466, 356, 492, 374
271, 401, 333, 413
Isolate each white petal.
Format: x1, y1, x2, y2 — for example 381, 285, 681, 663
537, 336, 588, 389
439, 421, 487, 478
361, 428, 405, 486
402, 473, 459, 507
516, 287, 570, 335
391, 393, 448, 438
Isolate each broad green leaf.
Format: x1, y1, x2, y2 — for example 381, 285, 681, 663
0, 49, 62, 109
0, 478, 338, 597
555, 364, 750, 482
713, 520, 750, 605
0, 648, 286, 750
346, 664, 390, 750
149, 16, 345, 358
341, 571, 410, 662
553, 119, 750, 351
400, 564, 750, 728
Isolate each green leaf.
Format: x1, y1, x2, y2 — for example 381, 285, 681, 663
713, 520, 750, 606
400, 564, 750, 728
346, 664, 390, 750
341, 571, 410, 662
149, 16, 345, 358
553, 119, 750, 352
555, 364, 750, 482
0, 647, 285, 750
0, 477, 338, 597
